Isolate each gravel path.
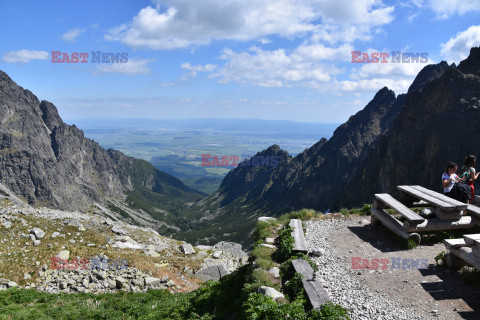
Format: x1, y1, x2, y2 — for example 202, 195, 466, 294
305, 218, 426, 320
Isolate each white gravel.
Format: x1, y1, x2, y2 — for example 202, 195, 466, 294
305, 219, 425, 320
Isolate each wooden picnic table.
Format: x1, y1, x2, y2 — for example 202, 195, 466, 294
371, 185, 479, 245
398, 185, 467, 220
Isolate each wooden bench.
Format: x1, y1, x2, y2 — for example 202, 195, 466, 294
291, 259, 329, 309
375, 193, 425, 224
289, 219, 308, 253
444, 234, 480, 270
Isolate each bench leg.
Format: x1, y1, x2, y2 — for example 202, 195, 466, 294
445, 252, 466, 269
370, 215, 381, 227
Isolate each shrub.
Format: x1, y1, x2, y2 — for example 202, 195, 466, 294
273, 226, 295, 263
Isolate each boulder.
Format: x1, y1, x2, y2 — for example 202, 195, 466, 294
311, 248, 325, 257
180, 243, 195, 255
258, 286, 285, 301
144, 277, 161, 287
258, 217, 276, 223
195, 265, 229, 282
112, 224, 128, 235
56, 250, 70, 260
268, 267, 280, 278
30, 227, 45, 239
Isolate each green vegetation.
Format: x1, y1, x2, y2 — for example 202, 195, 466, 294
459, 266, 480, 287
339, 204, 372, 216
0, 208, 350, 319
434, 251, 446, 266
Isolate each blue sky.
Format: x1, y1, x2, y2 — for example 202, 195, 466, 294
1, 0, 479, 123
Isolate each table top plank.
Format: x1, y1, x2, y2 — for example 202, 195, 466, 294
397, 185, 457, 211
410, 185, 467, 210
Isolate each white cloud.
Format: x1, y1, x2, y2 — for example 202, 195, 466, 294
105, 0, 394, 50
441, 25, 480, 63
213, 46, 344, 87
180, 63, 218, 80
61, 28, 86, 42
430, 0, 480, 19
338, 79, 413, 92
95, 58, 153, 75
2, 50, 49, 64
350, 59, 429, 80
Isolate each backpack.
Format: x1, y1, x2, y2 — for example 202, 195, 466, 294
448, 182, 471, 203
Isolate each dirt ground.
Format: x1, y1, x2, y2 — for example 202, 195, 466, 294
332, 216, 480, 320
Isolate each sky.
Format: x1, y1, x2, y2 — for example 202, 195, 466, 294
0, 0, 479, 123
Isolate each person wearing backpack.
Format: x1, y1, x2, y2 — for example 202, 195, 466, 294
442, 162, 462, 197
460, 155, 480, 203
442, 162, 472, 204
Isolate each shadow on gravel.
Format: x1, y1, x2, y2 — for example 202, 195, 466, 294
347, 225, 406, 253
419, 268, 480, 319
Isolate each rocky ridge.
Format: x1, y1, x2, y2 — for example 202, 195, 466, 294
0, 189, 248, 294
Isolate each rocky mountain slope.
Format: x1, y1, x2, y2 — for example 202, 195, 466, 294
178, 52, 463, 245
0, 187, 247, 293
0, 70, 204, 233
342, 47, 480, 207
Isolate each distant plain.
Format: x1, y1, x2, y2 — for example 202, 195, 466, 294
66, 118, 338, 194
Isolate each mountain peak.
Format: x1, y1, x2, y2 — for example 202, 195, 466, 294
408, 61, 454, 93
458, 46, 480, 76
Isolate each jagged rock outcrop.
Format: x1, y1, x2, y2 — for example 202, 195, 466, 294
342, 47, 480, 206
0, 70, 203, 215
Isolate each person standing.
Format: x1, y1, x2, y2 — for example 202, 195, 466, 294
461, 155, 480, 203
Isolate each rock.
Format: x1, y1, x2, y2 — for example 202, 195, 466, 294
30, 227, 45, 239
212, 251, 222, 259
51, 232, 60, 238
144, 277, 161, 287
33, 240, 41, 246
165, 280, 176, 287
420, 208, 434, 216
24, 273, 31, 280
69, 239, 76, 244
258, 217, 276, 223
161, 276, 170, 282
115, 277, 126, 289
180, 243, 195, 255
112, 224, 128, 235
260, 244, 276, 249
258, 286, 284, 301
311, 248, 325, 257
93, 270, 106, 280
2, 221, 12, 229
57, 250, 70, 260
268, 267, 280, 278
265, 238, 275, 244
78, 224, 86, 232
195, 265, 229, 282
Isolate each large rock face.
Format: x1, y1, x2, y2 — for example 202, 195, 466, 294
0, 70, 203, 213
342, 47, 480, 207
